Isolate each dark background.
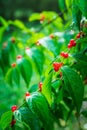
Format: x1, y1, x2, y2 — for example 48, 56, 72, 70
0, 0, 59, 20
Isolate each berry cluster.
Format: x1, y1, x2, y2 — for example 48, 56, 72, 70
68, 39, 76, 49
76, 31, 85, 39
60, 52, 69, 58
53, 62, 63, 72
52, 31, 85, 72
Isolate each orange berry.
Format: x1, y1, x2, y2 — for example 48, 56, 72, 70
39, 82, 43, 92
11, 63, 16, 67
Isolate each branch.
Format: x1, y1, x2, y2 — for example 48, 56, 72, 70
36, 7, 69, 32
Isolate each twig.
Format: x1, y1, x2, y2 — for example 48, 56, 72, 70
36, 7, 69, 32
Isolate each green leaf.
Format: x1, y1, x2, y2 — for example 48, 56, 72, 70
81, 110, 87, 118
73, 53, 87, 65
72, 2, 82, 29
58, 0, 66, 12
0, 67, 4, 80
72, 53, 87, 79
0, 111, 12, 130
77, 0, 87, 18
61, 66, 84, 113
15, 107, 41, 130
27, 92, 51, 125
29, 13, 40, 21
10, 20, 26, 30
5, 67, 20, 87
65, 0, 73, 10
0, 27, 6, 42
40, 37, 60, 56
1, 47, 10, 67
42, 71, 53, 105
52, 79, 62, 92
56, 88, 63, 104
18, 57, 32, 87
31, 47, 45, 74
0, 17, 7, 27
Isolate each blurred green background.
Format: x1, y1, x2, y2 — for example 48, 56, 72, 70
0, 0, 59, 20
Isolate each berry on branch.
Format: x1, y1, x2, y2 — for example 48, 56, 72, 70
11, 105, 17, 112
25, 92, 30, 97
53, 62, 63, 72
60, 52, 69, 58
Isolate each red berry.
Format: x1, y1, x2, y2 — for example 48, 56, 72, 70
11, 37, 16, 43
25, 92, 30, 97
11, 119, 16, 126
64, 53, 69, 58
40, 14, 45, 22
68, 39, 76, 48
68, 43, 72, 49
17, 55, 22, 59
11, 105, 17, 112
72, 42, 76, 47
11, 63, 16, 67
53, 62, 63, 72
39, 82, 43, 92
50, 34, 54, 39
60, 52, 69, 58
70, 39, 76, 46
76, 33, 81, 39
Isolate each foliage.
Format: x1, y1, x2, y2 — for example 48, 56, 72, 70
0, 0, 87, 130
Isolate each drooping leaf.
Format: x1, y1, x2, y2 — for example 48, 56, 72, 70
1, 47, 10, 67
0, 27, 6, 42
0, 17, 7, 27
0, 111, 12, 130
72, 53, 87, 79
30, 47, 45, 74
42, 71, 53, 105
27, 92, 52, 126
52, 79, 62, 92
72, 1, 82, 29
58, 0, 66, 12
15, 107, 41, 130
5, 67, 20, 87
17, 57, 32, 87
10, 20, 26, 30
77, 0, 87, 18
73, 53, 87, 65
40, 37, 60, 56
0, 67, 4, 80
61, 66, 84, 113
81, 110, 87, 118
